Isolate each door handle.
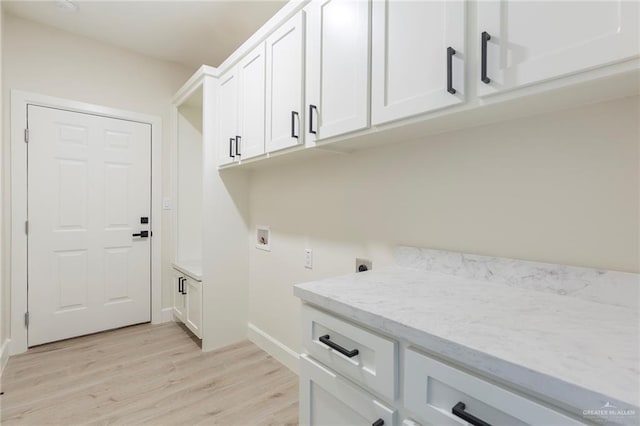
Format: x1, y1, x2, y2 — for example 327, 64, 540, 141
235, 135, 241, 157
319, 334, 359, 358
132, 230, 149, 238
309, 104, 317, 135
229, 137, 235, 159
481, 31, 491, 84
372, 419, 384, 426
452, 402, 492, 426
447, 47, 456, 94
291, 111, 299, 139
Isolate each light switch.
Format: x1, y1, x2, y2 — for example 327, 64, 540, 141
162, 197, 171, 210
304, 249, 313, 269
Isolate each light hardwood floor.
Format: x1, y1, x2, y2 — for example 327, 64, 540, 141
0, 322, 299, 425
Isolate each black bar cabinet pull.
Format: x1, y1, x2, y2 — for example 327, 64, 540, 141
319, 334, 359, 358
178, 277, 184, 294
291, 111, 299, 139
181, 278, 187, 295
235, 135, 241, 157
481, 31, 491, 84
229, 138, 235, 158
447, 46, 456, 94
372, 419, 384, 426
132, 230, 149, 238
452, 402, 492, 426
309, 104, 317, 134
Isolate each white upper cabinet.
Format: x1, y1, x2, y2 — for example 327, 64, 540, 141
265, 11, 306, 152
238, 42, 267, 160
477, 1, 640, 96
305, 0, 371, 142
217, 67, 239, 166
371, 0, 466, 126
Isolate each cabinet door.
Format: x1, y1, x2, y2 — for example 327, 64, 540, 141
172, 272, 185, 321
299, 354, 395, 426
265, 11, 305, 152
371, 0, 465, 126
238, 42, 266, 160
477, 1, 640, 96
217, 67, 239, 166
184, 278, 202, 338
306, 0, 370, 142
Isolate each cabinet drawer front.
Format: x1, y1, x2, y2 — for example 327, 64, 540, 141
299, 354, 395, 426
404, 348, 585, 426
302, 304, 397, 400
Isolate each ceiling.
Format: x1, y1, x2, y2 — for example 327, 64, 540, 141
2, 0, 287, 70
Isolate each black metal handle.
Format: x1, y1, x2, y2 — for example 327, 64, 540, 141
319, 335, 359, 358
132, 230, 149, 238
291, 111, 299, 139
481, 31, 491, 84
178, 277, 184, 294
235, 135, 241, 157
372, 419, 384, 426
452, 402, 492, 426
309, 105, 317, 135
181, 278, 187, 295
229, 138, 235, 158
447, 47, 456, 95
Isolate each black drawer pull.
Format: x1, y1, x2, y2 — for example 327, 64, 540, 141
178, 277, 183, 294
447, 46, 456, 94
291, 111, 299, 139
229, 138, 235, 158
319, 334, 359, 358
372, 419, 384, 426
452, 402, 492, 426
481, 31, 491, 84
180, 277, 187, 295
235, 135, 241, 157
309, 104, 317, 134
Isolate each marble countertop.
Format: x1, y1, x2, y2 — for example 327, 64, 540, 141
172, 260, 202, 281
294, 254, 639, 422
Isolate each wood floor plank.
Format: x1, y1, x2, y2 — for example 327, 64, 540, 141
0, 322, 299, 425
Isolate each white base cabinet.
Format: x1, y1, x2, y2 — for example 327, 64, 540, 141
299, 304, 586, 426
299, 354, 395, 426
172, 267, 203, 339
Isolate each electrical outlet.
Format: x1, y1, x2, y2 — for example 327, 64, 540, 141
304, 249, 313, 269
356, 258, 372, 273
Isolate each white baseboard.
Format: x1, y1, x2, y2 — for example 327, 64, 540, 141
247, 323, 299, 375
160, 307, 175, 323
1, 339, 11, 376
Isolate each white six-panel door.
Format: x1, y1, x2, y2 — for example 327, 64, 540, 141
371, 0, 465, 126
477, 0, 640, 96
27, 105, 151, 346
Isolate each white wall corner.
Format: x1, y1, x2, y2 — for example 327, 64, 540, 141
248, 323, 300, 375
160, 307, 175, 324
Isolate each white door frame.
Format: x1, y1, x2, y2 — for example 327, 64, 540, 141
10, 90, 163, 355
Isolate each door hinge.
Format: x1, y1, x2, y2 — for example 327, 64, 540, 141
24, 312, 29, 328
24, 128, 29, 143
25, 220, 29, 235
